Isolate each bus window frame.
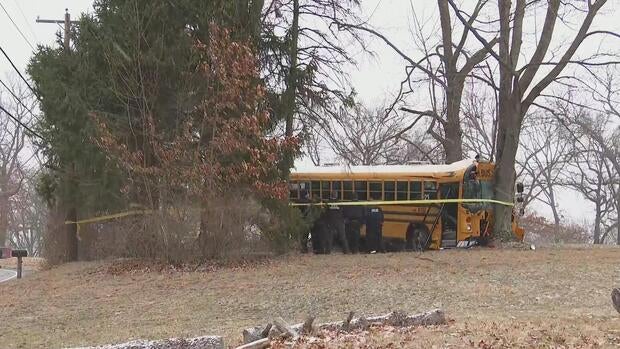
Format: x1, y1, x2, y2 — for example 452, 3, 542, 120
423, 181, 438, 200
311, 180, 321, 201
331, 180, 342, 200
409, 180, 422, 200
321, 181, 330, 200
397, 180, 408, 201
384, 180, 396, 201
343, 180, 354, 200
355, 180, 368, 201
369, 181, 383, 201
289, 181, 299, 200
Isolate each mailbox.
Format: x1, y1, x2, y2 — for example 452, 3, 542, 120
11, 249, 27, 279
11, 249, 27, 258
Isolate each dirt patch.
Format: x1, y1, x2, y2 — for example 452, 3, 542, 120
0, 247, 619, 348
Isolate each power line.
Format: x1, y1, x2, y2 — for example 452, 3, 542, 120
0, 77, 38, 119
0, 45, 38, 97
12, 0, 39, 43
0, 1, 35, 51
0, 104, 45, 141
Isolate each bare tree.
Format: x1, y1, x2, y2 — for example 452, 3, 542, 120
520, 210, 590, 245
331, 1, 496, 163
559, 100, 620, 243
515, 113, 576, 234
318, 103, 440, 166
461, 70, 500, 160
8, 173, 44, 256
446, 0, 615, 236
565, 145, 617, 244
301, 120, 325, 166
0, 77, 35, 246
580, 69, 620, 243
261, 0, 365, 171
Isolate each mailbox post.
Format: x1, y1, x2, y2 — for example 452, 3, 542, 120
11, 249, 27, 279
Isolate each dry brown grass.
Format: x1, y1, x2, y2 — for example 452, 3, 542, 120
0, 257, 45, 271
1, 247, 620, 348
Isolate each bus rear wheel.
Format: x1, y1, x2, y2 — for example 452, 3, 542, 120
406, 224, 430, 251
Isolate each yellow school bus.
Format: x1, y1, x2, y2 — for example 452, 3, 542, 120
289, 158, 524, 250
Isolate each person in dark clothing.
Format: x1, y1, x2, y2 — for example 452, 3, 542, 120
324, 190, 350, 254
301, 192, 326, 254
364, 195, 384, 253
298, 189, 312, 253
343, 193, 364, 253
312, 211, 328, 254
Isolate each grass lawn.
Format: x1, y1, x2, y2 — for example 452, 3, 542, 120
1, 246, 619, 348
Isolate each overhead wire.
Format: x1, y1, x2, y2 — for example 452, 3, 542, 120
11, 0, 39, 43
0, 77, 38, 119
0, 9, 108, 185
0, 1, 35, 51
0, 104, 45, 141
0, 45, 38, 97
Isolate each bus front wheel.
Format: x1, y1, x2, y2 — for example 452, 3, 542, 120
406, 224, 431, 251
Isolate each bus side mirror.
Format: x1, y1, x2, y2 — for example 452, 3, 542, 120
516, 182, 524, 193
516, 196, 524, 203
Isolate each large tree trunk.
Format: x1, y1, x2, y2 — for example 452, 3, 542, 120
593, 199, 602, 244
548, 186, 561, 242
437, 0, 464, 163
444, 79, 464, 163
65, 206, 78, 261
493, 85, 522, 236
492, 117, 520, 236
280, 0, 300, 174
492, 0, 520, 238
0, 196, 7, 246
0, 177, 12, 247
62, 163, 79, 262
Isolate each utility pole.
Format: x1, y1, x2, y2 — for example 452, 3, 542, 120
36, 9, 80, 261
36, 9, 78, 52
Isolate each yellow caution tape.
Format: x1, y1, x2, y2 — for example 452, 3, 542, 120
290, 198, 514, 207
64, 209, 153, 225
62, 199, 513, 239
64, 209, 153, 240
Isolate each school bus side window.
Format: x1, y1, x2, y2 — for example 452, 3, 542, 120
299, 181, 311, 198
424, 181, 438, 199
321, 181, 330, 200
397, 181, 408, 200
289, 181, 299, 200
355, 181, 368, 200
369, 181, 382, 200
343, 180, 354, 200
409, 181, 422, 199
384, 180, 396, 200
311, 181, 321, 200
331, 181, 342, 200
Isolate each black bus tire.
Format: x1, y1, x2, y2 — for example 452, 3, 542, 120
406, 224, 431, 251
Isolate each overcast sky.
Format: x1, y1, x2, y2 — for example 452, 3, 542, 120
1, 0, 619, 224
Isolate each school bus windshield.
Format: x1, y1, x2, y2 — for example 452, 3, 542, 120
463, 179, 493, 213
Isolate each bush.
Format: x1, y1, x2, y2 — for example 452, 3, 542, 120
259, 199, 309, 255
42, 191, 306, 265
